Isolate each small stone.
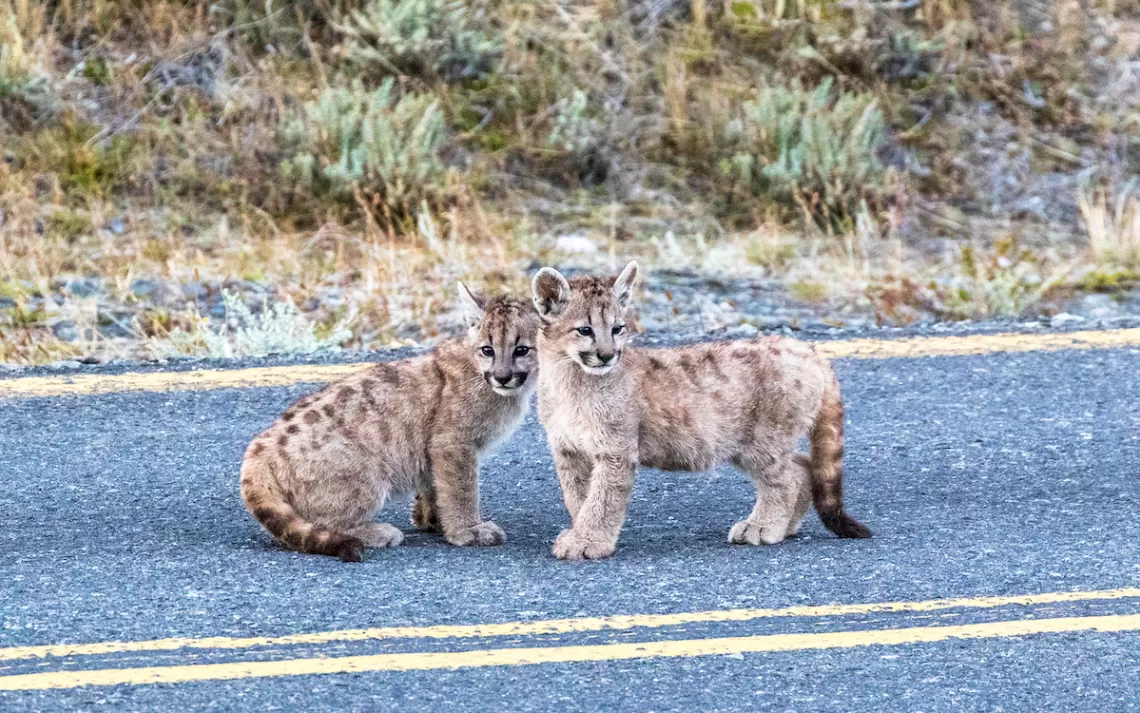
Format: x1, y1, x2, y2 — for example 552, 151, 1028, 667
98, 312, 134, 338
554, 234, 599, 254
1050, 312, 1084, 327
108, 217, 127, 235
181, 281, 208, 301
52, 320, 80, 342
726, 323, 760, 337
66, 278, 100, 298
131, 279, 158, 298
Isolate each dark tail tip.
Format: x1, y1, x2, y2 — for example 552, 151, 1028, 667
820, 509, 873, 539
335, 537, 366, 562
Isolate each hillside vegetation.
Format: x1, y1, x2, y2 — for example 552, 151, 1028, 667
1, 0, 1139, 362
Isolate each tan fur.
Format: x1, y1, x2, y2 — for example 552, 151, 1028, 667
240, 286, 540, 561
532, 262, 871, 560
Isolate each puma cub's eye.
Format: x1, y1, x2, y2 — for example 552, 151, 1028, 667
576, 326, 594, 337
513, 346, 531, 357
612, 324, 625, 335
480, 346, 494, 357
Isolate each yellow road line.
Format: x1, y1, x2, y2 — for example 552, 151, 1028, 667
3, 587, 1137, 663
2, 614, 1137, 691
0, 328, 1138, 399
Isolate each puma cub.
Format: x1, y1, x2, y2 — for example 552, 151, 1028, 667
240, 285, 539, 561
532, 262, 871, 560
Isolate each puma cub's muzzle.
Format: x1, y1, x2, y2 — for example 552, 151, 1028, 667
532, 261, 639, 376
457, 281, 540, 397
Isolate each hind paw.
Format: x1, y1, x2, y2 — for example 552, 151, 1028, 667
337, 540, 365, 563
411, 493, 441, 532
446, 521, 506, 547
728, 520, 787, 546
352, 523, 404, 548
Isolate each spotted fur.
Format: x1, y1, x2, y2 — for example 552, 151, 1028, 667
532, 261, 871, 560
240, 286, 540, 561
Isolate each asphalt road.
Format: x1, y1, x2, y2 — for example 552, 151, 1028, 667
0, 335, 1138, 712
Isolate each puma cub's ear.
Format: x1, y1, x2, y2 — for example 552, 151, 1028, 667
456, 281, 486, 329
613, 260, 639, 309
532, 267, 570, 321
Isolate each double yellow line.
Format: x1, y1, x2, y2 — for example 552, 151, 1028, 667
2, 327, 1139, 399
3, 587, 1139, 691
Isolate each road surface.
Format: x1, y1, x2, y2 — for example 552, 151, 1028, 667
1, 328, 1138, 712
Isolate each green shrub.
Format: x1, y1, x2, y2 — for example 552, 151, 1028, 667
338, 0, 503, 82
148, 291, 352, 359
0, 15, 52, 127
280, 78, 450, 219
547, 89, 596, 155
213, 0, 363, 54
720, 77, 891, 227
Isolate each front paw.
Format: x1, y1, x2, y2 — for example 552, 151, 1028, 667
445, 521, 506, 547
728, 519, 786, 546
552, 528, 616, 560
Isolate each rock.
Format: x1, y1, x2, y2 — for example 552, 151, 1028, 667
1078, 293, 1121, 320
1050, 312, 1084, 327
554, 234, 599, 254
66, 278, 100, 298
108, 216, 127, 234
46, 360, 82, 370
98, 311, 134, 338
52, 320, 80, 342
131, 279, 158, 298
181, 281, 208, 301
725, 323, 760, 337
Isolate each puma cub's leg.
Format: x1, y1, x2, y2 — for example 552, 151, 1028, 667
552, 447, 592, 524
348, 522, 405, 548
411, 488, 441, 532
431, 444, 506, 547
552, 453, 635, 561
784, 454, 813, 538
729, 449, 800, 546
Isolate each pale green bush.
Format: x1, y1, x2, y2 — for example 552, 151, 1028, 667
721, 77, 890, 225
0, 14, 51, 124
280, 78, 449, 216
338, 0, 503, 82
149, 291, 352, 359
547, 89, 597, 156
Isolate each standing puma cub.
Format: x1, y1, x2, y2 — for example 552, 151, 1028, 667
532, 261, 871, 560
240, 285, 539, 561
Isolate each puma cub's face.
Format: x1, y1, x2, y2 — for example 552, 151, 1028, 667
457, 283, 540, 396
531, 262, 639, 375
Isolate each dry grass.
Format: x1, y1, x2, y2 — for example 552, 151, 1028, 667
1, 0, 1139, 363
1079, 182, 1140, 269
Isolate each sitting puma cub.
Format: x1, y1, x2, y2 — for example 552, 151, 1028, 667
532, 262, 871, 560
240, 285, 539, 561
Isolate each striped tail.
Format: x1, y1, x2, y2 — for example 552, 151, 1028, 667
809, 376, 873, 539
240, 452, 365, 562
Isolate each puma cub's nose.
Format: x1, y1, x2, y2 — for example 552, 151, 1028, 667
493, 374, 513, 386
597, 352, 615, 365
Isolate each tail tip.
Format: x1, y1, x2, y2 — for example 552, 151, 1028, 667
336, 538, 366, 563
821, 510, 873, 539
